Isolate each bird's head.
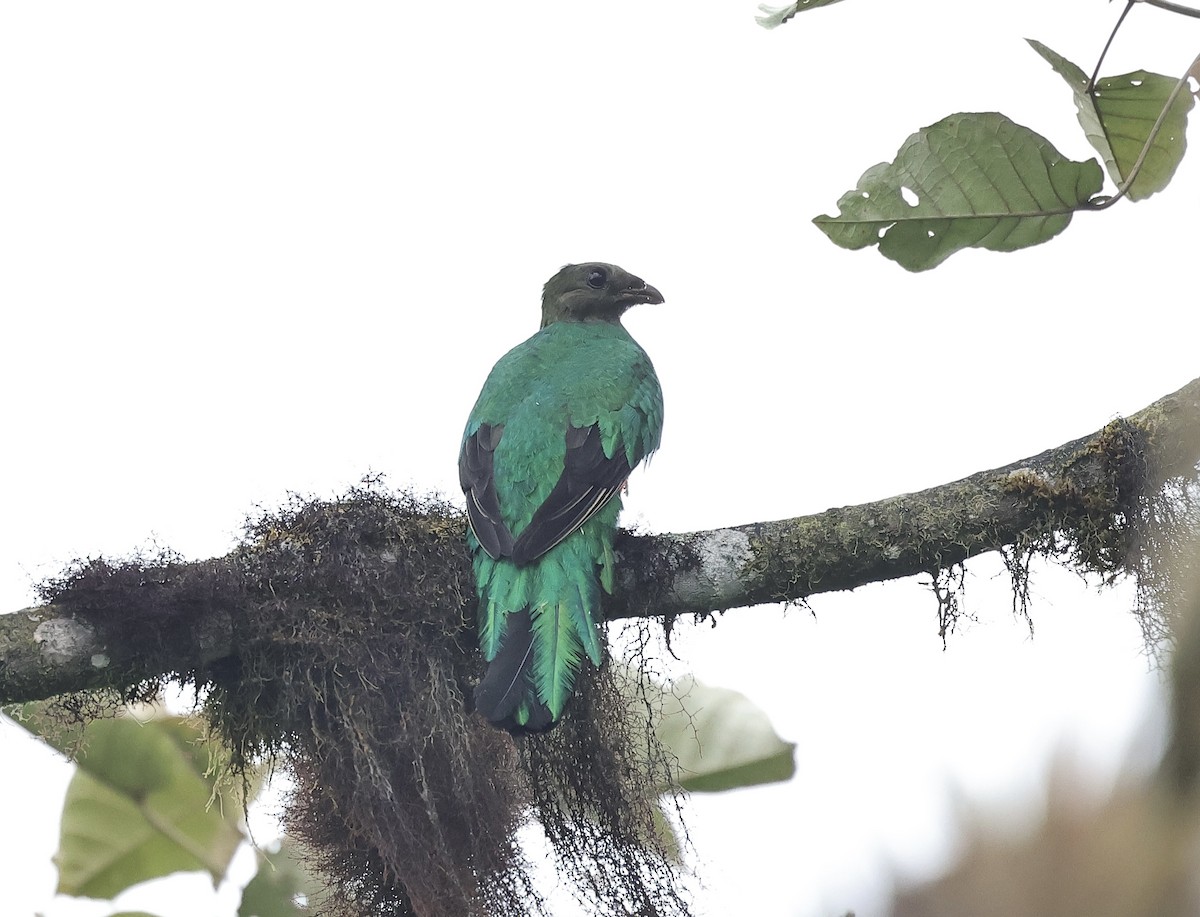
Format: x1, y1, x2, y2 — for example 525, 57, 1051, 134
540, 262, 664, 328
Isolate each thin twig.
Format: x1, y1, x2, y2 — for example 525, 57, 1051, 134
1091, 1, 1137, 91
1137, 0, 1200, 19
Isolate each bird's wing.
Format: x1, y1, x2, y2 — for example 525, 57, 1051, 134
459, 422, 516, 560
509, 422, 632, 566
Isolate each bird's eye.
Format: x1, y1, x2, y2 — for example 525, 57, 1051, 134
586, 268, 607, 289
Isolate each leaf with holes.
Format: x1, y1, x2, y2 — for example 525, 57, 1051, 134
813, 112, 1104, 271
53, 714, 244, 899
1029, 40, 1193, 201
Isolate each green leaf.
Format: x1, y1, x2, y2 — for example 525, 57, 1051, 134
813, 112, 1104, 271
1029, 39, 1192, 201
756, 0, 847, 29
54, 713, 244, 899
656, 675, 796, 793
1026, 42, 1117, 183
239, 839, 315, 917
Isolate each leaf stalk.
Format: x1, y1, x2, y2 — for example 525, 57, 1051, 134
1090, 1, 1136, 91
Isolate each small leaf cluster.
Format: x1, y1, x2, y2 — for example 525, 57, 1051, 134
770, 1, 1199, 269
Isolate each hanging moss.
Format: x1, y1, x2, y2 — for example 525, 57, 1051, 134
1001, 418, 1198, 650
37, 481, 690, 917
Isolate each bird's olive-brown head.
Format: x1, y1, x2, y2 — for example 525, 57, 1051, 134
540, 262, 664, 328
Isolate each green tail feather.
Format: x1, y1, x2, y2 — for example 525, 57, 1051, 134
470, 509, 616, 729
529, 585, 604, 719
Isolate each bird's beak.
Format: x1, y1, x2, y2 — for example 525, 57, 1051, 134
620, 278, 664, 306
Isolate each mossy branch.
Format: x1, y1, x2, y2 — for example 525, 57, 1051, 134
2, 375, 1200, 707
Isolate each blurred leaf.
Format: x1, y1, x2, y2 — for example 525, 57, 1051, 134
656, 675, 795, 793
756, 0, 846, 29
54, 713, 244, 899
813, 112, 1103, 271
647, 804, 683, 864
604, 667, 794, 859
1029, 39, 1192, 201
239, 838, 315, 917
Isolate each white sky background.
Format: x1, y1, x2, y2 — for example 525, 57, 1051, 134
1, 1, 1197, 914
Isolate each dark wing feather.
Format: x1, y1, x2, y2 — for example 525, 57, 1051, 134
473, 608, 554, 732
459, 423, 515, 560
510, 423, 631, 566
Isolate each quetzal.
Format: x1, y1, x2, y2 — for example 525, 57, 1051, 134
459, 262, 664, 732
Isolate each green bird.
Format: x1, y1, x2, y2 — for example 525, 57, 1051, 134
459, 262, 664, 732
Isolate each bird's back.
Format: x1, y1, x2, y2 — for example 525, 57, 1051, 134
465, 321, 662, 537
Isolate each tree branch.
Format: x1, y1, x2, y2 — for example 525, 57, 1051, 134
3, 376, 1199, 706
609, 376, 1200, 619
